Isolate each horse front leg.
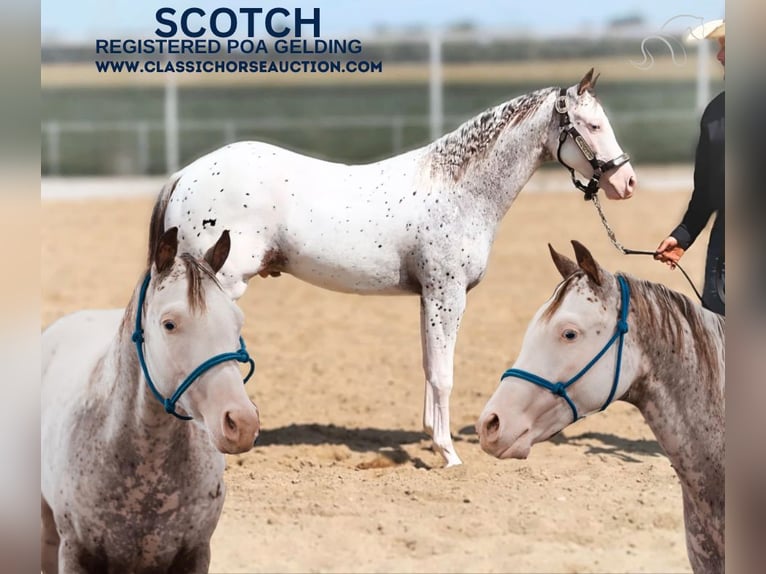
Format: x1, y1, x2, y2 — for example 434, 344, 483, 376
41, 496, 60, 574
420, 288, 466, 467
168, 543, 212, 574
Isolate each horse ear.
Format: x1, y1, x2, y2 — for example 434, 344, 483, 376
590, 72, 601, 91
154, 227, 178, 274
577, 68, 595, 95
548, 243, 579, 279
571, 240, 602, 286
204, 230, 231, 274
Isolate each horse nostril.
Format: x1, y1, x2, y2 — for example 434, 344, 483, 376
224, 411, 237, 433
220, 408, 258, 453
628, 175, 637, 189
483, 413, 501, 441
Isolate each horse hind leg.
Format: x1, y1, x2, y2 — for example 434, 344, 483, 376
421, 302, 435, 438
41, 495, 60, 574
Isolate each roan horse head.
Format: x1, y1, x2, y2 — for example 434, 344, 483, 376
549, 69, 637, 200
477, 241, 638, 459
142, 227, 260, 453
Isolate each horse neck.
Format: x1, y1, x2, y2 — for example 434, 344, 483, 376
427, 88, 558, 222
623, 278, 725, 499
104, 281, 193, 441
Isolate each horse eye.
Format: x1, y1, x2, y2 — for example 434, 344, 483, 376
163, 321, 176, 332
589, 123, 601, 131
562, 329, 578, 341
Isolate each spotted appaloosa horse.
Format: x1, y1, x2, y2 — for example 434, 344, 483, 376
41, 229, 260, 573
153, 69, 637, 466
477, 241, 724, 573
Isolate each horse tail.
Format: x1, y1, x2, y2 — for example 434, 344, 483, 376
148, 172, 182, 264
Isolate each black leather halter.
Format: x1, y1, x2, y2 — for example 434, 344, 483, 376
555, 88, 630, 200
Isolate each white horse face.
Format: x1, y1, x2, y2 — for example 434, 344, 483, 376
477, 241, 637, 459
144, 228, 260, 454
554, 70, 637, 200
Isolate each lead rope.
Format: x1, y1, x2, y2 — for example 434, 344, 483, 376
590, 194, 704, 302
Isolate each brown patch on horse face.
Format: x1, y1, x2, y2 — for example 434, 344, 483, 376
257, 248, 287, 278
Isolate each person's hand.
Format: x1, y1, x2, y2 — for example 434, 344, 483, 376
654, 236, 685, 269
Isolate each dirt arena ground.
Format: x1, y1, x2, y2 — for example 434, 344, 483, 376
42, 172, 709, 573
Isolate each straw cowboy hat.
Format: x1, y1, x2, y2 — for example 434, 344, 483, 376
686, 18, 725, 42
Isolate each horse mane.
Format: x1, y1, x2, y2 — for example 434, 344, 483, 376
428, 87, 556, 181
624, 274, 724, 381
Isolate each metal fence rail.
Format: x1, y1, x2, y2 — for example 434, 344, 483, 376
41, 109, 697, 176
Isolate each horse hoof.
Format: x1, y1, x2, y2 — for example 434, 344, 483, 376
444, 455, 463, 468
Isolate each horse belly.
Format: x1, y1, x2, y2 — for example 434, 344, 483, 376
283, 247, 416, 294
274, 199, 416, 293
166, 143, 427, 296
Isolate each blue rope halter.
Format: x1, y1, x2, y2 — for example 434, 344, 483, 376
500, 274, 630, 422
131, 272, 255, 420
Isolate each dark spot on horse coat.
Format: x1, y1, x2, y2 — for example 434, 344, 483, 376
202, 219, 216, 229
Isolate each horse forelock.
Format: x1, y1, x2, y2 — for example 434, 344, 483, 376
429, 87, 556, 181
120, 256, 222, 336
176, 254, 222, 313
541, 272, 582, 322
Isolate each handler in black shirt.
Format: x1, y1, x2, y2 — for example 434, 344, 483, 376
655, 20, 725, 315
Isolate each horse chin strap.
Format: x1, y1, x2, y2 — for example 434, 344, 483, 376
555, 88, 630, 201
499, 275, 631, 422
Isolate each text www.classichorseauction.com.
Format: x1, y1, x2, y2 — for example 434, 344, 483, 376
94, 7, 383, 74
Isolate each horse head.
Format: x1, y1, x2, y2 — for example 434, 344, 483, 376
477, 240, 640, 459
140, 227, 260, 454
548, 69, 637, 200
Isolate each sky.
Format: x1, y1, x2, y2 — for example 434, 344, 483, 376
41, 0, 725, 41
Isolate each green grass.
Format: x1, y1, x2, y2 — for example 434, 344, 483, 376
42, 80, 722, 174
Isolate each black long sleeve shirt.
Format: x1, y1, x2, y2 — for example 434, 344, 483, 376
671, 91, 725, 250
